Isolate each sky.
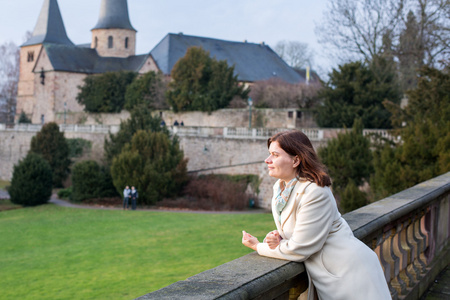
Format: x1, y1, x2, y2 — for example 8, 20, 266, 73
0, 0, 335, 77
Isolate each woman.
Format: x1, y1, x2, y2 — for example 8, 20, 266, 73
130, 186, 138, 210
242, 130, 391, 300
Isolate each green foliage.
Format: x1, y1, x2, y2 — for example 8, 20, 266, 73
18, 111, 31, 123
9, 153, 53, 206
111, 130, 188, 205
66, 138, 92, 158
71, 160, 118, 202
319, 119, 373, 190
124, 71, 168, 110
29, 122, 70, 187
167, 47, 249, 112
77, 71, 137, 113
104, 105, 168, 165
316, 60, 401, 129
372, 66, 450, 197
340, 179, 367, 213
57, 186, 72, 200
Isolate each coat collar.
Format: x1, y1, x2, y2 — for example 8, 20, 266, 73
272, 179, 312, 230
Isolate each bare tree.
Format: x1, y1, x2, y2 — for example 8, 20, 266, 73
0, 41, 20, 123
316, 0, 449, 66
316, 0, 406, 62
249, 78, 322, 109
274, 40, 315, 69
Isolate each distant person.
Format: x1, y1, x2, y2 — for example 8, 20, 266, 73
160, 119, 166, 126
123, 186, 131, 210
242, 130, 391, 300
130, 186, 138, 210
180, 120, 184, 126
173, 120, 179, 126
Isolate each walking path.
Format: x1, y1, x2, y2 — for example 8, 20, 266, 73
0, 189, 265, 214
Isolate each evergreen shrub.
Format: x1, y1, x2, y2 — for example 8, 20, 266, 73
9, 153, 53, 206
71, 160, 118, 202
29, 122, 71, 187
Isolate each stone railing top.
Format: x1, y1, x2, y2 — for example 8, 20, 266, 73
138, 171, 450, 299
0, 123, 398, 142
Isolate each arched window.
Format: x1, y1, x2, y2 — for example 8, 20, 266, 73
94, 37, 98, 48
125, 37, 129, 49
108, 36, 113, 48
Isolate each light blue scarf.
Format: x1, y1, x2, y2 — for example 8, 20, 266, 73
275, 178, 298, 222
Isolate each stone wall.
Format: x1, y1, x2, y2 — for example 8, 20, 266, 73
0, 127, 332, 208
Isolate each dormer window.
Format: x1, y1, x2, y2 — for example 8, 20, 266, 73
27, 51, 34, 62
125, 37, 129, 49
108, 36, 113, 48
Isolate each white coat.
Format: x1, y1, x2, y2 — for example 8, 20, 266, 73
256, 179, 391, 300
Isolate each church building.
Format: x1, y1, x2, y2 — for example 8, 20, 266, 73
17, 0, 305, 124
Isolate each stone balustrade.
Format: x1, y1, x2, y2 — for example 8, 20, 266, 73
137, 172, 450, 300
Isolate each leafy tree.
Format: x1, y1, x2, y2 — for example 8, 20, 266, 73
372, 66, 450, 196
9, 153, 52, 206
66, 138, 92, 159
124, 71, 168, 110
77, 71, 137, 113
104, 105, 168, 165
29, 122, 70, 187
111, 130, 188, 205
316, 60, 401, 129
167, 47, 248, 112
71, 160, 118, 202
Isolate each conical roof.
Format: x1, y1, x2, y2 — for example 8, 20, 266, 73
92, 0, 136, 31
22, 0, 73, 47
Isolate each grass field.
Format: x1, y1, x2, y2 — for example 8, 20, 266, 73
0, 204, 274, 300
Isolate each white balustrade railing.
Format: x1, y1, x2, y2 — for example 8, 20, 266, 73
0, 123, 398, 142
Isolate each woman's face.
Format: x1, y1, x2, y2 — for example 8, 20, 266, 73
265, 141, 298, 182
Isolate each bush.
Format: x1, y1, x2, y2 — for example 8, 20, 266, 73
9, 153, 53, 206
29, 122, 71, 187
57, 187, 72, 200
111, 130, 188, 205
71, 160, 118, 202
18, 111, 31, 123
178, 175, 254, 211
66, 138, 92, 159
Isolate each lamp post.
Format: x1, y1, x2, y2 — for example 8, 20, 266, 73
248, 97, 253, 128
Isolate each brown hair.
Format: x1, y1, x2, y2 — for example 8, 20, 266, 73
268, 130, 331, 187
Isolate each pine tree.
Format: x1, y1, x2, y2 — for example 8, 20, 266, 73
29, 122, 70, 187
9, 153, 53, 206
110, 130, 188, 205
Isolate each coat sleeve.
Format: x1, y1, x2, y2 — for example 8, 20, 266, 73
257, 184, 335, 262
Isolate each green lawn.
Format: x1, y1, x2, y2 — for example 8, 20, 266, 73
0, 204, 274, 300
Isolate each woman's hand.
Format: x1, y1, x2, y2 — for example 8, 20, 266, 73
265, 230, 282, 249
242, 231, 259, 251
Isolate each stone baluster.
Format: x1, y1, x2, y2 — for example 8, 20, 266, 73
391, 222, 408, 295
406, 216, 422, 282
398, 219, 414, 288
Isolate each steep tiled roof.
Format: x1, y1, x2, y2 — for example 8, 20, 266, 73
150, 33, 304, 84
22, 0, 73, 47
41, 44, 148, 73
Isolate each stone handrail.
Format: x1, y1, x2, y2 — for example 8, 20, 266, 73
137, 172, 450, 300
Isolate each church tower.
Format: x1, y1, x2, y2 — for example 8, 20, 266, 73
17, 0, 74, 123
91, 0, 136, 58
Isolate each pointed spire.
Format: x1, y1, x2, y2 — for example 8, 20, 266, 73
22, 0, 73, 46
92, 0, 136, 31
